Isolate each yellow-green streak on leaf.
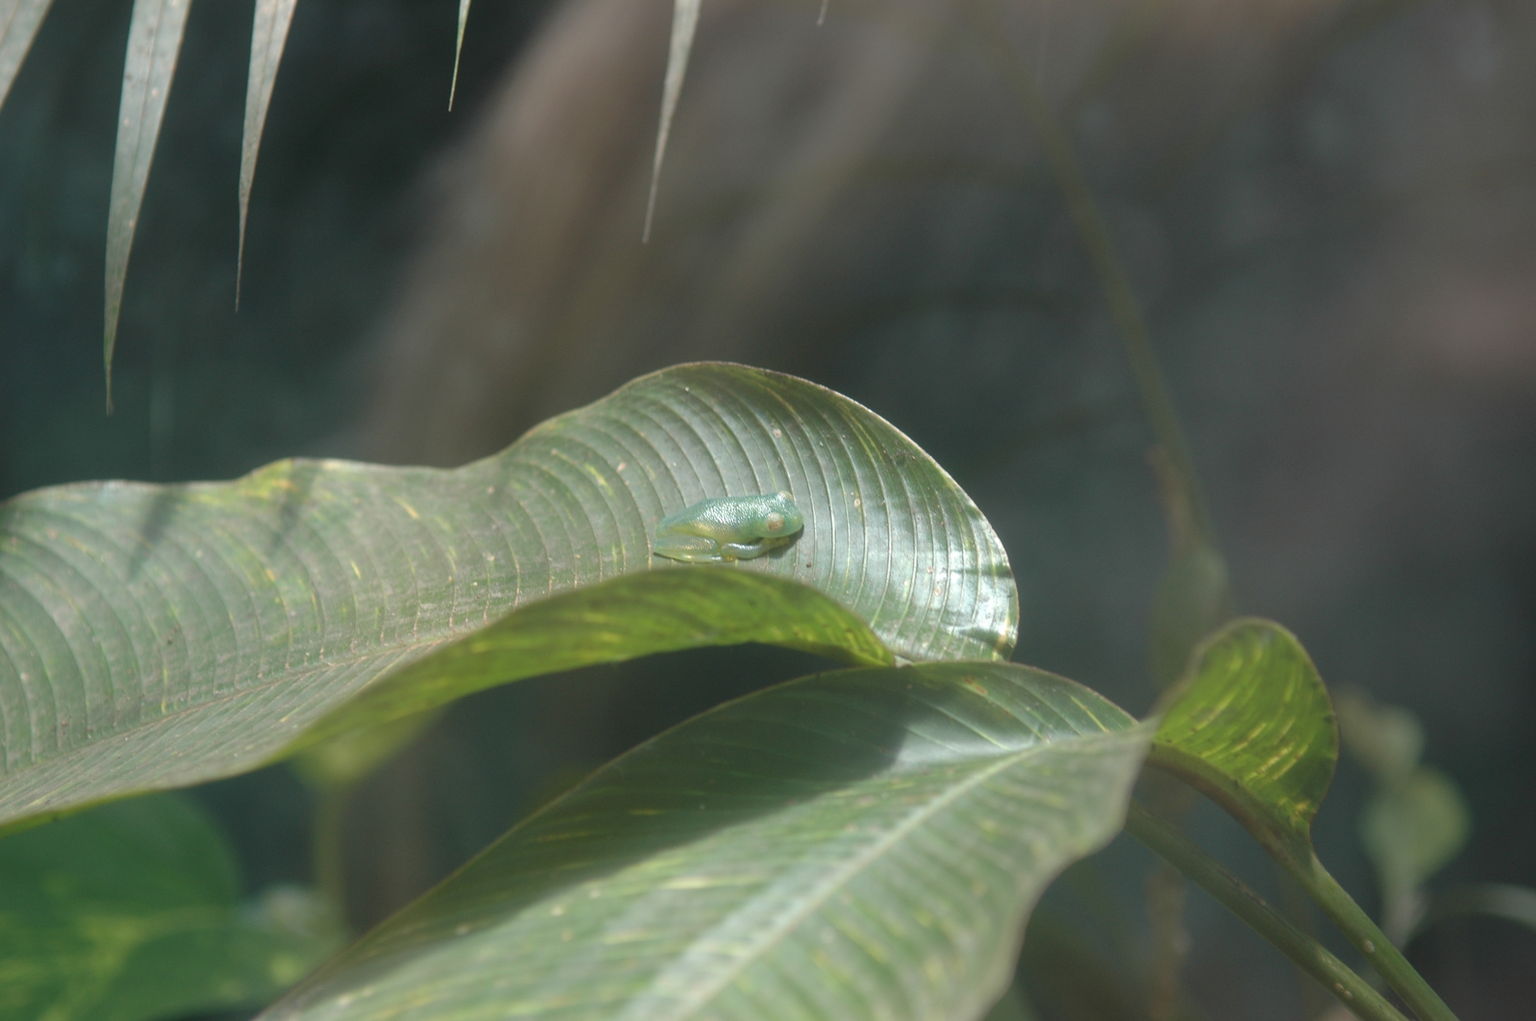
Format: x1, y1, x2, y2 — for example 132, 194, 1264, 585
238, 0, 298, 307
448, 0, 472, 110
105, 0, 192, 412
1151, 618, 1338, 858
0, 0, 53, 113
644, 0, 699, 242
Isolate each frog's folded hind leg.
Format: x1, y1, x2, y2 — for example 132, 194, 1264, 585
652, 533, 722, 563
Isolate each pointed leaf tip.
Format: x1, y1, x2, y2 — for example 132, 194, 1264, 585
644, 0, 700, 242
239, 0, 298, 309
105, 0, 193, 399
0, 0, 54, 115
449, 0, 472, 111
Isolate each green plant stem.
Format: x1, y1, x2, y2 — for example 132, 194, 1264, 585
1126, 804, 1409, 1021
311, 786, 348, 919
960, 0, 1215, 544
1290, 849, 1459, 1021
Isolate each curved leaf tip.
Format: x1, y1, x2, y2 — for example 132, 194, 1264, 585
1152, 618, 1338, 855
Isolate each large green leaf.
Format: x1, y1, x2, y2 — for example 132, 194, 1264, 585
1150, 618, 1337, 859
0, 363, 1016, 828
0, 793, 341, 1021
264, 662, 1152, 1020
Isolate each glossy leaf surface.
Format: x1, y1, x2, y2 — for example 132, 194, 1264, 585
0, 364, 1016, 827
266, 662, 1151, 1020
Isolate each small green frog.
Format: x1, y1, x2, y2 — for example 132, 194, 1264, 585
653, 491, 804, 563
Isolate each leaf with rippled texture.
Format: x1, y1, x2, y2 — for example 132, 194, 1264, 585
0, 363, 1017, 828
264, 662, 1150, 1021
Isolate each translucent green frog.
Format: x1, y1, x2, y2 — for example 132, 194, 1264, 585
652, 491, 804, 563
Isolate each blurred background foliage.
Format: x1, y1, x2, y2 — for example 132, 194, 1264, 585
2, 0, 1533, 1017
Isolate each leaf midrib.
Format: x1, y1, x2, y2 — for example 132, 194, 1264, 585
658, 728, 1135, 1018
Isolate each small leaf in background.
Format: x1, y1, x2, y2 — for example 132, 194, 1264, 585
0, 364, 1015, 828
448, 0, 472, 110
238, 0, 299, 306
1336, 687, 1424, 782
0, 0, 53, 113
262, 663, 1153, 1020
1338, 690, 1470, 939
1151, 619, 1337, 858
0, 794, 342, 1021
1424, 883, 1536, 935
1362, 768, 1470, 927
644, 0, 699, 241
104, 0, 192, 411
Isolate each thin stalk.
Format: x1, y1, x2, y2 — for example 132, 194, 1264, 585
311, 785, 348, 919
1291, 849, 1459, 1021
960, 0, 1215, 544
1126, 804, 1410, 1021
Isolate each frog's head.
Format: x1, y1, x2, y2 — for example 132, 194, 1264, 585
765, 491, 804, 537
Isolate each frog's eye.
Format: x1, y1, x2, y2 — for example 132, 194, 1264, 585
763, 512, 785, 533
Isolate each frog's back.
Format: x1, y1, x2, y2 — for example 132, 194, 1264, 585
659, 493, 778, 538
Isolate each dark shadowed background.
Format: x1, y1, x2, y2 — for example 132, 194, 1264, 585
2, 0, 1533, 1017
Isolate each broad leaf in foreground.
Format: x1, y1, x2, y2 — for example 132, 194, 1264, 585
265, 662, 1152, 1020
0, 363, 1016, 827
1150, 618, 1336, 858
0, 793, 341, 1021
